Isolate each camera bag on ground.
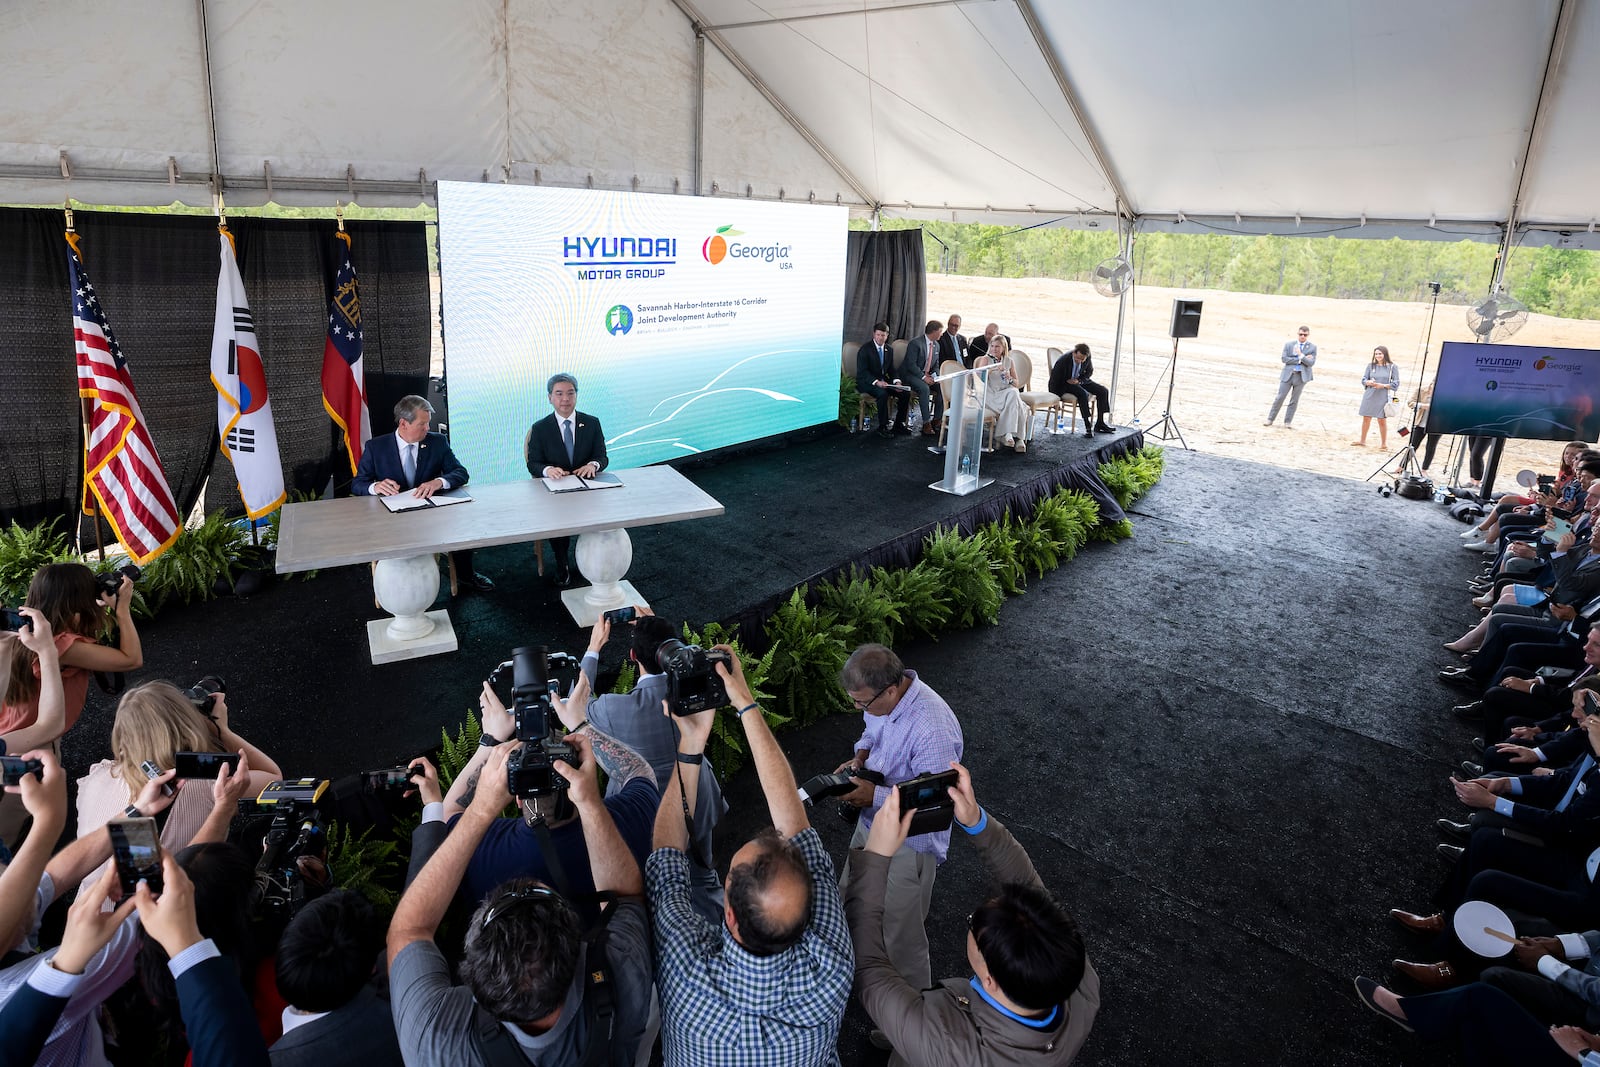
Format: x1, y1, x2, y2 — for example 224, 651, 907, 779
1396, 475, 1433, 500
469, 893, 626, 1067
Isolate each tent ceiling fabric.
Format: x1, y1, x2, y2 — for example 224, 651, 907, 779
0, 0, 1595, 234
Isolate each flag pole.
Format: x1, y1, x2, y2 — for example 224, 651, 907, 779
66, 206, 107, 562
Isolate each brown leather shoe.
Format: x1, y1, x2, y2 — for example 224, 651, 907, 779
1389, 909, 1444, 934
1392, 959, 1457, 990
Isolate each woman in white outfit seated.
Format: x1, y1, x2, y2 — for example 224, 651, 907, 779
974, 335, 1029, 453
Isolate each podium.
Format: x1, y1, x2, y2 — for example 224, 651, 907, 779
930, 365, 993, 496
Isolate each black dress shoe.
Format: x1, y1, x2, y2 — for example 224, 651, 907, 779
1470, 737, 1486, 754
555, 566, 573, 587
1095, 422, 1116, 434
1083, 429, 1095, 438
892, 424, 913, 436
463, 572, 495, 593
1436, 819, 1472, 842
1439, 670, 1480, 692
1437, 843, 1465, 862
1452, 701, 1486, 721
1460, 761, 1484, 777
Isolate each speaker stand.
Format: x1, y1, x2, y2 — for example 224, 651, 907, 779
1143, 337, 1192, 450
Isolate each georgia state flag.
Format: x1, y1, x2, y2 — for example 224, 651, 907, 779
210, 229, 285, 519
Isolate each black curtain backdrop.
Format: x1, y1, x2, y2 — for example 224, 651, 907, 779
0, 207, 430, 542
843, 229, 925, 347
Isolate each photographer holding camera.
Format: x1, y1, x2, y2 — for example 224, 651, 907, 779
413, 653, 657, 909
554, 609, 729, 920
846, 762, 1099, 1066
388, 738, 655, 1066
834, 643, 964, 1010
74, 680, 280, 893
648, 646, 854, 1066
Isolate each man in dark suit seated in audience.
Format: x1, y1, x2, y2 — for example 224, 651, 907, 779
270, 890, 403, 1066
856, 323, 909, 439
1047, 343, 1115, 438
353, 394, 493, 593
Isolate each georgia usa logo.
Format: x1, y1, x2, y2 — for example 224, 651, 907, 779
702, 224, 793, 268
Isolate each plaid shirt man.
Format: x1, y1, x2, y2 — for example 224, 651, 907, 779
648, 828, 853, 1066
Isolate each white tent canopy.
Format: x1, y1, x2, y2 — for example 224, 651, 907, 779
2, 0, 1597, 244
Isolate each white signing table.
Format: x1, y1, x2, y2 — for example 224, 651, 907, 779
275, 467, 725, 663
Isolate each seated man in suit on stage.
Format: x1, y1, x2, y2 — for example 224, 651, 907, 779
966, 323, 1011, 368
857, 323, 910, 438
902, 320, 945, 437
1048, 343, 1116, 438
525, 372, 608, 587
352, 394, 493, 593
939, 314, 968, 371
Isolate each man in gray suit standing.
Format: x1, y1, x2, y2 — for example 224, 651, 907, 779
902, 319, 945, 436
1265, 325, 1317, 428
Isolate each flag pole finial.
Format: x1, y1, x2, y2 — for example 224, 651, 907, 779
336, 200, 345, 233
64, 199, 74, 233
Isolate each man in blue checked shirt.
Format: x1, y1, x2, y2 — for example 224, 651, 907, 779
647, 648, 853, 1067
834, 644, 965, 999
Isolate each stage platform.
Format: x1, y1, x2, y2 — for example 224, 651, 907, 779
59, 422, 1145, 781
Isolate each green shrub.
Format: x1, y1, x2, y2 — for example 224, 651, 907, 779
976, 515, 1027, 596
816, 566, 903, 649
871, 562, 952, 642
763, 588, 852, 729
437, 710, 482, 789
918, 525, 1002, 628
1098, 445, 1165, 510
0, 519, 74, 605
327, 821, 403, 913
1034, 491, 1098, 562
1090, 518, 1135, 542
839, 373, 861, 426
141, 510, 247, 613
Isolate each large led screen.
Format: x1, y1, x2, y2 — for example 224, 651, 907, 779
437, 181, 848, 483
1430, 341, 1600, 442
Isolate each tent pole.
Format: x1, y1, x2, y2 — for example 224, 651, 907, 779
1108, 212, 1132, 409
194, 0, 223, 202
693, 32, 705, 195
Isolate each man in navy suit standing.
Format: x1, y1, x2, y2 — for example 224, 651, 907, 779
353, 395, 493, 592
526, 373, 608, 586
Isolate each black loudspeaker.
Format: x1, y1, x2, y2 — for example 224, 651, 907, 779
1170, 299, 1203, 339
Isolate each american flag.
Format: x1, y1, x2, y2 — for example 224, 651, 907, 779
321, 230, 372, 474
69, 232, 182, 564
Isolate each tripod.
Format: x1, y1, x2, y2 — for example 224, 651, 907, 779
1369, 281, 1442, 485
1143, 336, 1191, 450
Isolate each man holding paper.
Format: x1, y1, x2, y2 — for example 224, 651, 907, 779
526, 372, 609, 586
353, 394, 493, 592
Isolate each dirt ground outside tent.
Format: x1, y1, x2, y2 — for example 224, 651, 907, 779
926, 272, 1600, 487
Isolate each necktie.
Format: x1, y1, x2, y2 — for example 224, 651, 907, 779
401, 442, 416, 486
562, 419, 575, 466
1556, 754, 1594, 812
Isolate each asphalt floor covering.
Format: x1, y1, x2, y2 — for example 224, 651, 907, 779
54, 428, 1485, 1066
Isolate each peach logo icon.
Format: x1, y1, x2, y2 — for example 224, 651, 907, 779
702, 225, 743, 264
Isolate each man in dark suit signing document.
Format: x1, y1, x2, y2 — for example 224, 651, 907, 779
353, 394, 493, 592
525, 372, 608, 586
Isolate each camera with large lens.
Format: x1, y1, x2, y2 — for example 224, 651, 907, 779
95, 564, 141, 598
656, 638, 731, 715
488, 646, 580, 799
184, 675, 226, 713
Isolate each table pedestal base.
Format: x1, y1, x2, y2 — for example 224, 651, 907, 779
562, 580, 649, 627
368, 610, 458, 664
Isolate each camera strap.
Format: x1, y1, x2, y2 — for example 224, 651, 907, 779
532, 819, 575, 900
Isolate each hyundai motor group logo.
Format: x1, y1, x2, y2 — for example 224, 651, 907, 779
606, 305, 634, 335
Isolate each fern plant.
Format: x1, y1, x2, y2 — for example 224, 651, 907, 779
976, 515, 1027, 596
0, 519, 74, 605
871, 562, 952, 642
1034, 490, 1098, 561
918, 524, 1003, 628
1011, 515, 1062, 577
1090, 518, 1136, 542
816, 566, 903, 650
326, 821, 403, 913
839, 373, 862, 426
140, 510, 247, 612
762, 588, 852, 730
437, 710, 482, 789
610, 660, 638, 695
1098, 446, 1165, 510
